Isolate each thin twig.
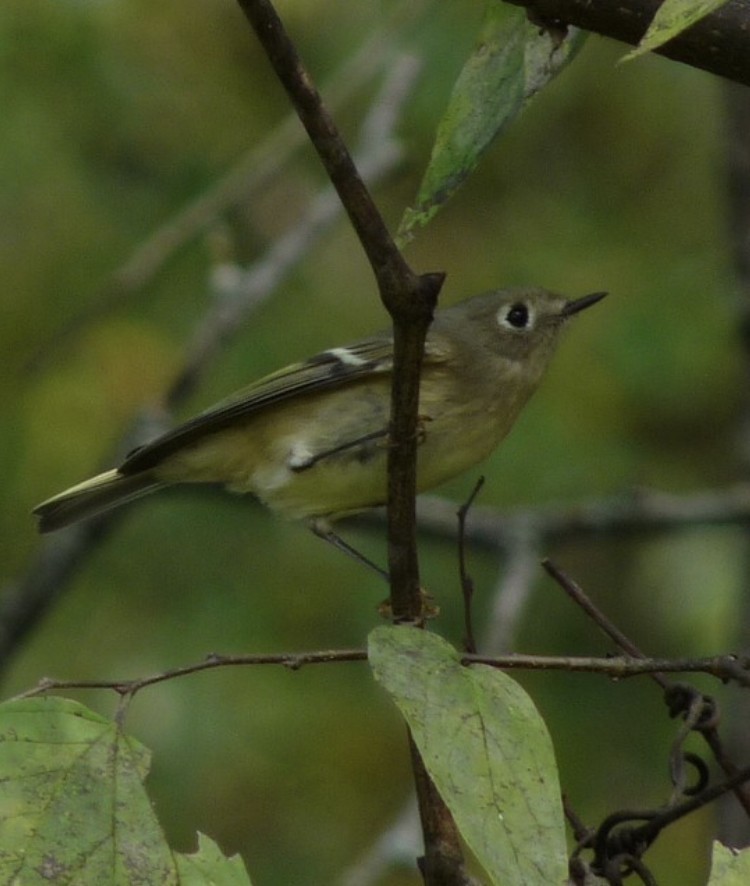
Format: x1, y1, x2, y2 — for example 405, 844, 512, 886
543, 560, 750, 816
17, 649, 750, 701
456, 476, 485, 654
15, 648, 368, 701
563, 793, 594, 849
703, 728, 750, 817
541, 558, 665, 685
622, 763, 750, 851
464, 652, 750, 685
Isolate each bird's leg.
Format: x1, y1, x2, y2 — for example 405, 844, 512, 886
308, 518, 389, 582
302, 420, 430, 586
308, 520, 440, 620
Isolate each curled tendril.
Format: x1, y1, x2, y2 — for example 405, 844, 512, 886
593, 810, 657, 875
603, 853, 658, 886
673, 751, 711, 797
664, 683, 720, 730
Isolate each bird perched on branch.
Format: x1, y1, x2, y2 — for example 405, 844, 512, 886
33, 287, 606, 554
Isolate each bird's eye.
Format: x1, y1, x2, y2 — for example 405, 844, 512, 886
505, 303, 530, 329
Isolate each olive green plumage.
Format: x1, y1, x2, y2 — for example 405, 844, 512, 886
33, 287, 605, 533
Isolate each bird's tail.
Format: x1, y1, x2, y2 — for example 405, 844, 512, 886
33, 469, 164, 533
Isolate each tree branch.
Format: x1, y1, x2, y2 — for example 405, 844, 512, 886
234, 0, 444, 625
544, 559, 750, 816
506, 0, 750, 86
16, 648, 369, 701
466, 652, 750, 685
401, 483, 750, 551
234, 4, 459, 882
18, 648, 750, 701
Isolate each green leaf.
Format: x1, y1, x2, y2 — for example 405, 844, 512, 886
176, 834, 252, 885
623, 0, 730, 61
397, 3, 584, 245
369, 626, 567, 886
708, 842, 750, 885
0, 696, 252, 885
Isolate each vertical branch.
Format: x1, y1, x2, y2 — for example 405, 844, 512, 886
408, 733, 480, 886
234, 0, 443, 620
386, 295, 440, 623
234, 4, 468, 884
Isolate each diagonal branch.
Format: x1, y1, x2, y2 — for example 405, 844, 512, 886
235, 0, 412, 290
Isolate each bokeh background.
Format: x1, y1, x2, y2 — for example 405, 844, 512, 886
1, 0, 745, 883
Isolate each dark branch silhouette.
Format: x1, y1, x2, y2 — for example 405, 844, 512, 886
507, 0, 750, 86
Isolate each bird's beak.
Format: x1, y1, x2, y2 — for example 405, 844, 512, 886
561, 291, 608, 318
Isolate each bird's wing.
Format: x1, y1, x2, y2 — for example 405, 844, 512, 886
122, 336, 451, 472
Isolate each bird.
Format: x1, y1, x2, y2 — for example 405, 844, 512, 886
33, 287, 606, 554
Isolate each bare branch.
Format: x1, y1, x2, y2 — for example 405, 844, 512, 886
17, 648, 750, 701
542, 558, 662, 680
456, 477, 485, 654
16, 648, 368, 701
507, 0, 750, 86
405, 484, 750, 550
465, 652, 750, 686
543, 560, 750, 816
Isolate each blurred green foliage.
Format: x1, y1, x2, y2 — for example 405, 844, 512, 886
0, 0, 744, 884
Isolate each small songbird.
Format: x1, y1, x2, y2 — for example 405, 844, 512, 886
33, 287, 605, 545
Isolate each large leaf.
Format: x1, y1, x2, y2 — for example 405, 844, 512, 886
369, 626, 567, 886
624, 0, 731, 61
0, 696, 251, 885
398, 2, 584, 244
708, 842, 750, 885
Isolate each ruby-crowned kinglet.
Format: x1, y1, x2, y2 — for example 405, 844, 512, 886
33, 287, 605, 536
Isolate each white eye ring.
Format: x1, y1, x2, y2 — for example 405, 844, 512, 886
498, 302, 534, 331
